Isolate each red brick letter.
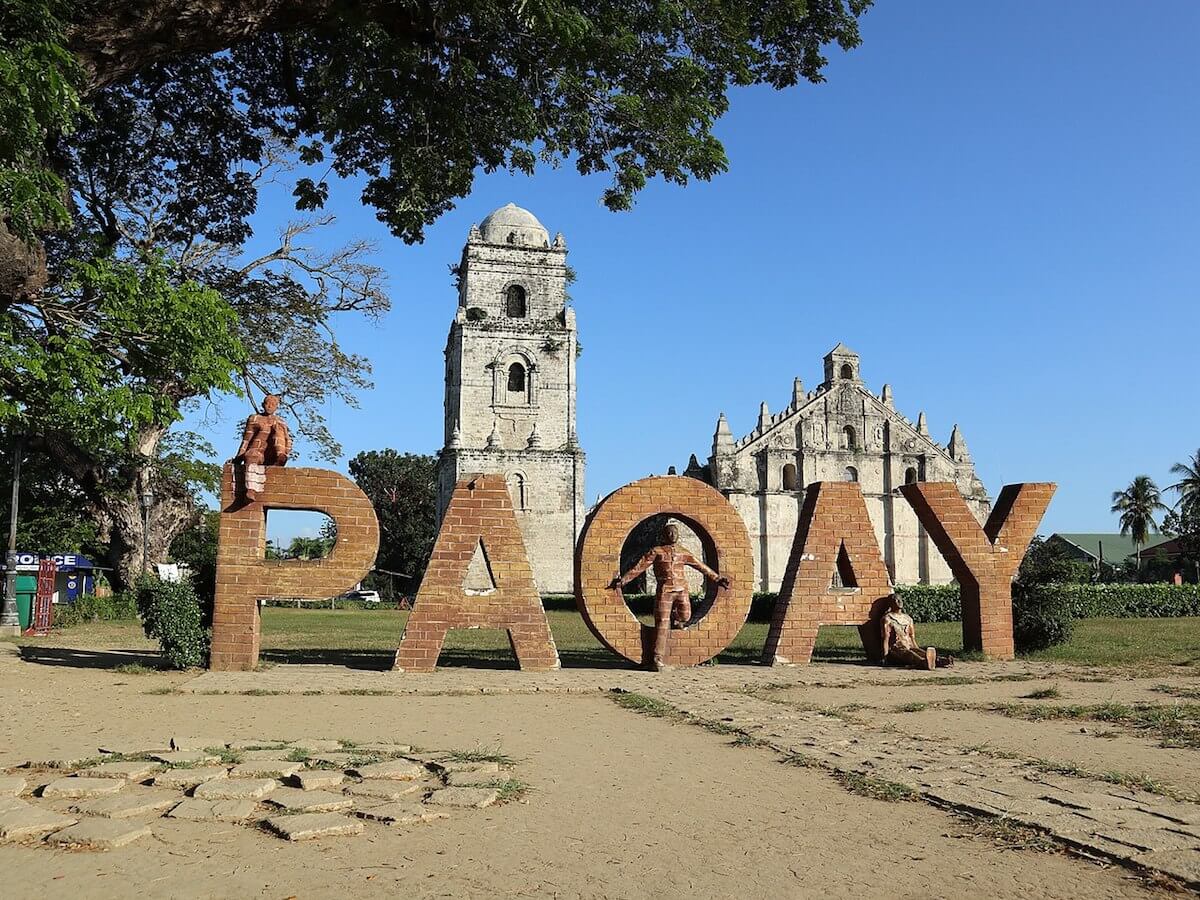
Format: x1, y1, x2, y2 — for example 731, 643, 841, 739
395, 475, 558, 672
762, 482, 893, 666
211, 464, 380, 671
899, 482, 1055, 660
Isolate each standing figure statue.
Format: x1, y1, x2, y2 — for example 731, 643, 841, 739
233, 394, 292, 501
880, 595, 952, 670
609, 523, 730, 672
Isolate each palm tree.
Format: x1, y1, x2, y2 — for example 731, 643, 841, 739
1169, 448, 1200, 516
1111, 475, 1169, 568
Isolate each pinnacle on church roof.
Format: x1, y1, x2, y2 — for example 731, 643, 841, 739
792, 377, 805, 408
713, 412, 733, 455
486, 420, 501, 450
916, 411, 929, 436
948, 424, 971, 463
826, 341, 858, 356
527, 422, 543, 449
757, 401, 770, 431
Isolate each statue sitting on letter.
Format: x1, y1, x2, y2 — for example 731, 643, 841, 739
233, 394, 292, 501
610, 523, 730, 672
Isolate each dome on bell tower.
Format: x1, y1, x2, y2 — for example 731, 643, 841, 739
477, 202, 550, 247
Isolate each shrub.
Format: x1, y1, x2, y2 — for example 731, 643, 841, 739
1012, 584, 1075, 652
894, 584, 960, 623
55, 589, 139, 627
135, 576, 210, 669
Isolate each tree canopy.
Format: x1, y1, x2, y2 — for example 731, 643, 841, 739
348, 449, 436, 593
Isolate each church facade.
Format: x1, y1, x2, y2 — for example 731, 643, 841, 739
436, 204, 585, 594
682, 344, 991, 589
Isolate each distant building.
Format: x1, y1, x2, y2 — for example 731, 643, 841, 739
1046, 533, 1140, 570
682, 344, 991, 590
436, 204, 585, 594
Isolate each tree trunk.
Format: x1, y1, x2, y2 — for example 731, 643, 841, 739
101, 488, 197, 589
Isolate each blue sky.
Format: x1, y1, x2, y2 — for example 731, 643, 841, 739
186, 1, 1200, 543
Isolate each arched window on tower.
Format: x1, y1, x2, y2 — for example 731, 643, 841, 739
844, 466, 859, 483
505, 284, 527, 318
507, 362, 527, 402
508, 473, 527, 510
905, 467, 918, 485
841, 425, 857, 450
840, 363, 854, 380
781, 463, 798, 491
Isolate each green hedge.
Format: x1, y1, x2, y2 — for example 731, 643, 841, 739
742, 583, 1200, 623
54, 590, 139, 627
135, 576, 210, 669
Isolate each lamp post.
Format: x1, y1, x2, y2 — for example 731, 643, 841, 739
2, 433, 24, 634
140, 487, 154, 577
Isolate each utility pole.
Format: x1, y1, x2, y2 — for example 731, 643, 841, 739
2, 433, 24, 634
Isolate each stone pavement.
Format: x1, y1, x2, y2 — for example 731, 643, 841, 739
2, 735, 521, 850
185, 660, 1200, 888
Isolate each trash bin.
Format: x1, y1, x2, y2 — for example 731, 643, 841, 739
15, 573, 35, 631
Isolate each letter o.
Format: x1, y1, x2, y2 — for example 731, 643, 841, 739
575, 476, 754, 667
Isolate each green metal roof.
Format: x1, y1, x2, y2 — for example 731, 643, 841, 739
1049, 533, 1142, 563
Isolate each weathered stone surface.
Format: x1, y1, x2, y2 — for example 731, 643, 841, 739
229, 761, 303, 779
424, 787, 498, 809
79, 760, 162, 781
264, 788, 352, 813
228, 740, 289, 751
72, 789, 181, 819
1094, 828, 1200, 853
167, 798, 258, 821
343, 780, 425, 801
291, 738, 344, 752
354, 744, 413, 755
23, 756, 90, 770
193, 778, 277, 801
0, 776, 26, 797
170, 737, 228, 751
0, 801, 76, 841
288, 770, 345, 791
446, 770, 505, 787
433, 760, 500, 776
151, 750, 219, 765
307, 752, 354, 768
348, 759, 425, 781
265, 812, 363, 841
238, 749, 296, 761
41, 777, 125, 800
151, 767, 228, 790
1132, 849, 1200, 886
354, 803, 449, 826
47, 819, 151, 849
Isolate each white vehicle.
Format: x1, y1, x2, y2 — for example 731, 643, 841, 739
342, 589, 381, 604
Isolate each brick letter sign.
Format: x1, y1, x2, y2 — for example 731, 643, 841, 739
395, 474, 559, 672
575, 476, 754, 668
761, 482, 893, 666
210, 463, 380, 671
899, 482, 1054, 660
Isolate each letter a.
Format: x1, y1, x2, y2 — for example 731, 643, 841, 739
395, 474, 559, 672
762, 482, 894, 666
899, 482, 1055, 660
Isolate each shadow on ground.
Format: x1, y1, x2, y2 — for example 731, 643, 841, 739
18, 646, 166, 670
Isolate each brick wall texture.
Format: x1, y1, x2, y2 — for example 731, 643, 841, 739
575, 476, 754, 668
395, 474, 559, 672
762, 481, 895, 666
210, 464, 380, 671
899, 481, 1055, 660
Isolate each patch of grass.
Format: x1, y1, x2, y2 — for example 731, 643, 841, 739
491, 778, 528, 803
301, 690, 323, 696
698, 719, 740, 736
202, 747, 243, 765
894, 701, 930, 713
239, 689, 284, 697
442, 747, 520, 766
991, 674, 1039, 682
608, 690, 685, 720
780, 751, 821, 768
338, 739, 360, 749
112, 662, 159, 675
144, 686, 180, 695
988, 700, 1200, 750
730, 733, 770, 749
337, 689, 395, 696
1028, 757, 1084, 777
1021, 686, 1062, 700
285, 748, 312, 763
834, 772, 918, 802
963, 816, 1059, 853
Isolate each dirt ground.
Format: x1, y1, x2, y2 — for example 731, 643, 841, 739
0, 644, 1181, 899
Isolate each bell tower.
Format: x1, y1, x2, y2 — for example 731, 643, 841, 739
437, 203, 585, 593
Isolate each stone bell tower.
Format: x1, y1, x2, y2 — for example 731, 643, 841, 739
437, 203, 586, 594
